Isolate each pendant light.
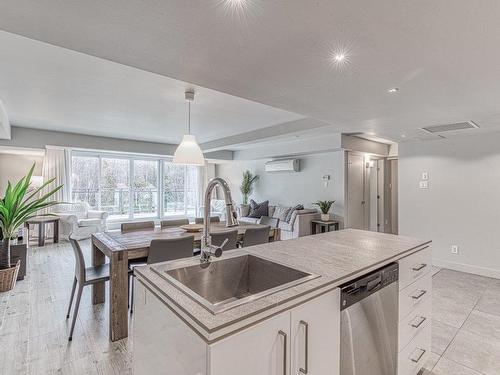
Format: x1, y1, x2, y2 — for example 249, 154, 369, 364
173, 89, 205, 166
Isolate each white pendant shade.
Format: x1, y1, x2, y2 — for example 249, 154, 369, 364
173, 134, 205, 166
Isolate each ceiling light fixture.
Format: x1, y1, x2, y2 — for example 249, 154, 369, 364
388, 87, 399, 93
219, 0, 250, 14
173, 90, 205, 166
329, 43, 352, 71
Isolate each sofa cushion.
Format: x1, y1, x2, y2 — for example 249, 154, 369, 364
238, 217, 260, 224
268, 206, 276, 217
285, 204, 304, 223
279, 221, 293, 231
248, 200, 269, 218
272, 206, 292, 221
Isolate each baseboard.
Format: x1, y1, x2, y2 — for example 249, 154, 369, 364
433, 258, 500, 279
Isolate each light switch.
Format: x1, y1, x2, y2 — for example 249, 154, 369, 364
419, 181, 429, 189
422, 172, 429, 181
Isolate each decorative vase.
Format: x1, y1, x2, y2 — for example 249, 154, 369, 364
321, 213, 330, 221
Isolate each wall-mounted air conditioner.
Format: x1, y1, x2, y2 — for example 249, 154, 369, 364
264, 159, 300, 173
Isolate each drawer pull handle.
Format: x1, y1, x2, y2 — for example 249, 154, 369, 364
410, 316, 427, 329
299, 320, 309, 374
412, 263, 427, 272
410, 348, 426, 363
278, 330, 287, 375
411, 290, 427, 300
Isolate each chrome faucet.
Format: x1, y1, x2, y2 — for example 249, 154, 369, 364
200, 177, 238, 263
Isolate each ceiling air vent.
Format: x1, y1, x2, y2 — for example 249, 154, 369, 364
422, 121, 479, 134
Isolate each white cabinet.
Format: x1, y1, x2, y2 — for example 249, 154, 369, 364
133, 280, 207, 375
210, 288, 340, 375
291, 290, 340, 375
209, 311, 290, 375
134, 281, 340, 375
397, 247, 432, 375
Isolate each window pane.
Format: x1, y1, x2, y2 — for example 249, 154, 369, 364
101, 158, 130, 219
71, 156, 99, 209
163, 162, 186, 216
185, 166, 199, 217
133, 160, 158, 218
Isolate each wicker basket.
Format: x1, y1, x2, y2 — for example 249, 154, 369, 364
0, 260, 20, 293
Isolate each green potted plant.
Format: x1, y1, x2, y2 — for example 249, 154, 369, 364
314, 200, 335, 221
0, 163, 62, 292
239, 170, 259, 205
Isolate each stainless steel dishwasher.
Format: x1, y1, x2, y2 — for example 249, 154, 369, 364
340, 263, 399, 375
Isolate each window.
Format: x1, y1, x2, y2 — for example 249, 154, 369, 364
71, 152, 201, 221
100, 157, 130, 220
133, 160, 159, 218
163, 162, 198, 217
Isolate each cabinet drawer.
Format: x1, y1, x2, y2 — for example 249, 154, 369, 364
398, 247, 431, 291
398, 296, 431, 352
399, 273, 432, 321
398, 324, 431, 375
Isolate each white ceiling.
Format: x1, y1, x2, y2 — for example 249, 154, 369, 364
1, 1, 500, 145
0, 31, 303, 144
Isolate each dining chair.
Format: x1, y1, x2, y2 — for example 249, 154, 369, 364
194, 216, 220, 224
130, 235, 195, 313
160, 218, 189, 228
241, 226, 271, 248
258, 216, 279, 229
121, 221, 155, 233
210, 229, 238, 251
66, 237, 132, 341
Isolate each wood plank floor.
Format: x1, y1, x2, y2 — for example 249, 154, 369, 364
1, 240, 500, 374
0, 240, 132, 374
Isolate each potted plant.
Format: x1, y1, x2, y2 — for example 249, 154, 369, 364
239, 170, 259, 205
314, 200, 335, 221
0, 163, 62, 292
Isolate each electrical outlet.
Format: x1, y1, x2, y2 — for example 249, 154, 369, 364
422, 172, 429, 181
419, 181, 429, 189
451, 245, 459, 254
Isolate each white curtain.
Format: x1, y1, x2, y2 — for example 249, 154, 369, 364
41, 147, 72, 204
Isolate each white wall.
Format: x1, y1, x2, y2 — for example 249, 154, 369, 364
215, 151, 345, 223
399, 133, 500, 278
0, 152, 44, 195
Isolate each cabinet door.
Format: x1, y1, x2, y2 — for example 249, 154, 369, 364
209, 311, 290, 375
291, 289, 340, 375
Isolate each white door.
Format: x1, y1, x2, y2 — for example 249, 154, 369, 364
209, 311, 291, 375
291, 289, 341, 375
347, 153, 366, 229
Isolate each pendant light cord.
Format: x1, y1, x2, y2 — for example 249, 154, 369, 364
188, 101, 191, 135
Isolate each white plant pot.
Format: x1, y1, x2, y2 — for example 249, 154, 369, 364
321, 213, 330, 221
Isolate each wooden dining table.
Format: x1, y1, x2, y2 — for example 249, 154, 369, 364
91, 222, 280, 341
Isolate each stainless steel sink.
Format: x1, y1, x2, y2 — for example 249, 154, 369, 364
153, 254, 319, 314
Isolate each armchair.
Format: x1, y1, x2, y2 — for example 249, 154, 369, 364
52, 202, 108, 240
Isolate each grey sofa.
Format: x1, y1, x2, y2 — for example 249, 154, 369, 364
238, 204, 319, 240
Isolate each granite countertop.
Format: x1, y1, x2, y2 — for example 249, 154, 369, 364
135, 229, 431, 342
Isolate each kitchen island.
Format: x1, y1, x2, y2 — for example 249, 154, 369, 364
133, 229, 432, 375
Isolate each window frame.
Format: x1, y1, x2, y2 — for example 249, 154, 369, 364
71, 151, 200, 222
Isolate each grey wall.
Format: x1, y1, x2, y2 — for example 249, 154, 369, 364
399, 133, 500, 278
0, 152, 44, 195
215, 151, 345, 223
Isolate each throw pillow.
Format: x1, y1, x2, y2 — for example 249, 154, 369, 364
272, 206, 292, 222
285, 204, 304, 223
248, 199, 269, 218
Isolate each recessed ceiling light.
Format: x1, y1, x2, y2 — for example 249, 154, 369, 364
400, 134, 406, 138
219, 0, 250, 14
328, 43, 352, 71
388, 88, 399, 93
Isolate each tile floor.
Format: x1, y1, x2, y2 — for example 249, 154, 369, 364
0, 240, 499, 374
